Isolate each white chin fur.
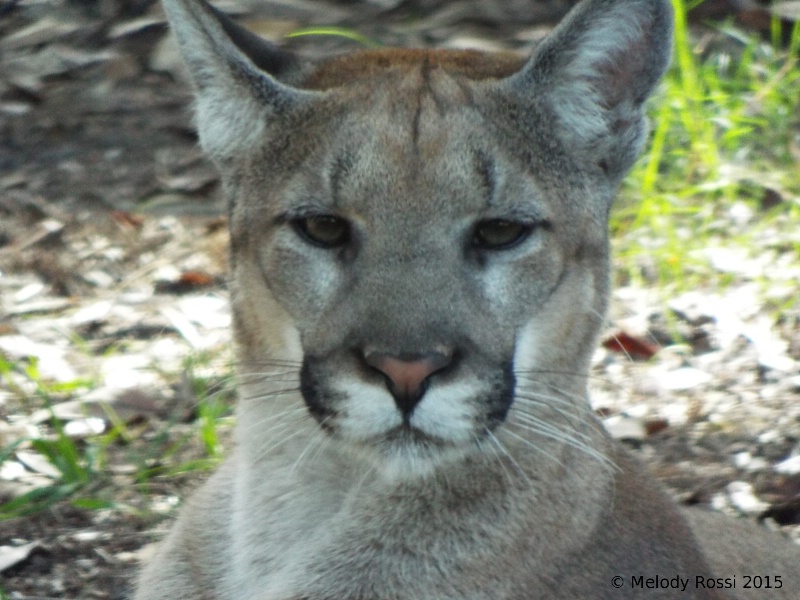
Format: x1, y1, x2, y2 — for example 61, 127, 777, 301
374, 443, 472, 482
332, 377, 481, 479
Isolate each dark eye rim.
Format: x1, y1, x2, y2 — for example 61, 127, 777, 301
471, 219, 545, 251
291, 214, 351, 248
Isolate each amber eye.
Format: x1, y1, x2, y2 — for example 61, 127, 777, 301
293, 215, 350, 248
472, 219, 533, 250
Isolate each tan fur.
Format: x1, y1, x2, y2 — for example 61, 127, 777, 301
135, 0, 800, 598
299, 48, 526, 90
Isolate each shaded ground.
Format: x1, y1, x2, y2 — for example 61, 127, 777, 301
1, 0, 799, 598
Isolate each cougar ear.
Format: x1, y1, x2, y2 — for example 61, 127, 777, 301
506, 0, 673, 181
162, 0, 316, 162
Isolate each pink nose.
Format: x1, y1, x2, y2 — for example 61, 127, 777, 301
364, 351, 451, 416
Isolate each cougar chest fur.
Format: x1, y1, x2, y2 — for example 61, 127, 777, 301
135, 0, 800, 598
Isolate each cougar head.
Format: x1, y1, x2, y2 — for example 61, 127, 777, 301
164, 0, 672, 479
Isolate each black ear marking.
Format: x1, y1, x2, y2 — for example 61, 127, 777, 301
210, 4, 302, 79
162, 0, 322, 162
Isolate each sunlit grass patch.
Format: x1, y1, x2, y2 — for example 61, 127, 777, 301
0, 349, 235, 518
614, 2, 800, 293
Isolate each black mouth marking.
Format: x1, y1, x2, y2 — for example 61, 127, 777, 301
299, 357, 338, 425
485, 360, 516, 427
299, 355, 516, 440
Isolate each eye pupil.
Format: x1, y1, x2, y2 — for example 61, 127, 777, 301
295, 215, 349, 248
473, 220, 530, 250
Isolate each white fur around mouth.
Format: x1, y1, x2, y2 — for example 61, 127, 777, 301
332, 377, 481, 446
325, 377, 487, 478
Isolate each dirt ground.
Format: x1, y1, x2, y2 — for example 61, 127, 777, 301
1, 1, 799, 598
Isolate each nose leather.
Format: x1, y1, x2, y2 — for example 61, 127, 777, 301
364, 351, 451, 416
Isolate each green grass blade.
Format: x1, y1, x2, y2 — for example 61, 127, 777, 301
286, 27, 381, 48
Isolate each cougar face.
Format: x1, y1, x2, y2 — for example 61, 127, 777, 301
163, 0, 672, 480
226, 66, 611, 477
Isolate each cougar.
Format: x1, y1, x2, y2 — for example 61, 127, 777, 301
135, 0, 800, 597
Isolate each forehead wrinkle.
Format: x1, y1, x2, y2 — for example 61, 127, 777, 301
351, 60, 464, 149
325, 71, 496, 218
328, 148, 357, 211
411, 56, 429, 148
473, 149, 497, 209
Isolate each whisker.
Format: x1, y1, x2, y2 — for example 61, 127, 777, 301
243, 410, 310, 448
514, 389, 585, 408
251, 404, 308, 423
512, 395, 590, 430
304, 423, 333, 466
478, 432, 513, 487
244, 385, 301, 394
248, 375, 299, 385
351, 457, 380, 496
254, 425, 312, 462
514, 378, 591, 402
237, 387, 302, 402
513, 368, 592, 380
237, 359, 303, 368
500, 427, 566, 469
505, 420, 615, 471
251, 419, 299, 445
485, 429, 533, 488
234, 372, 297, 382
510, 411, 593, 443
509, 412, 593, 448
289, 422, 331, 476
